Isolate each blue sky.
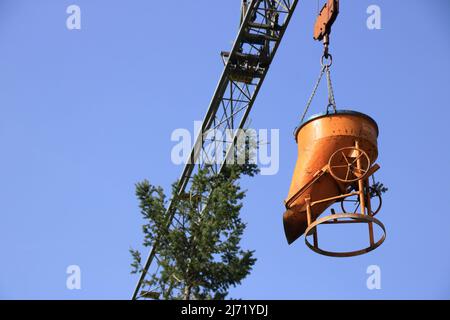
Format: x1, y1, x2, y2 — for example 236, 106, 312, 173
0, 0, 449, 299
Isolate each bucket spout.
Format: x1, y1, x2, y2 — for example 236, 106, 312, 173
283, 209, 307, 245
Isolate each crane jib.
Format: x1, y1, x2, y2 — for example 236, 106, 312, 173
132, 0, 299, 300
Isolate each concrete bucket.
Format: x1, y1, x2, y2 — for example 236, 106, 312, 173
283, 110, 383, 253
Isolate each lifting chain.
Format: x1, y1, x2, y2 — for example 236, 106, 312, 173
324, 55, 337, 113
298, 53, 338, 125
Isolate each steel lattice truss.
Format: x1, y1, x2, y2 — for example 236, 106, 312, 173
132, 0, 299, 299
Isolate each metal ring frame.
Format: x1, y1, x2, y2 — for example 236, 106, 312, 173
304, 213, 386, 257
321, 53, 333, 67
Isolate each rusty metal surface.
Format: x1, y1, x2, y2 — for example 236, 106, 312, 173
304, 213, 386, 257
313, 0, 340, 41
283, 111, 379, 244
328, 146, 371, 183
295, 110, 379, 138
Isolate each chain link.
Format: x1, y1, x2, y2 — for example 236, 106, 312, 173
296, 53, 338, 138
325, 64, 337, 112
300, 64, 326, 123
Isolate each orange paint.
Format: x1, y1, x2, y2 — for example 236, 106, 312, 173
283, 110, 379, 244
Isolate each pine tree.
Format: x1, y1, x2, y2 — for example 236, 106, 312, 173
130, 162, 259, 300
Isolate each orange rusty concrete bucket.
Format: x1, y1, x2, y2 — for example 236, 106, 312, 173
284, 110, 379, 244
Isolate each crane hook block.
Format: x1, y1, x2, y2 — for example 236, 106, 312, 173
313, 0, 339, 41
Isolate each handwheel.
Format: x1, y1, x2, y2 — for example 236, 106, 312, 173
340, 186, 382, 216
328, 147, 371, 183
